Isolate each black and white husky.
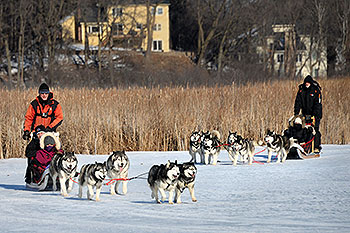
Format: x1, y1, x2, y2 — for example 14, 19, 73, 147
147, 160, 180, 204
106, 151, 130, 195
200, 130, 221, 165
228, 134, 256, 165
189, 131, 202, 163
78, 161, 107, 201
226, 131, 238, 164
175, 162, 197, 204
264, 129, 294, 163
49, 151, 78, 196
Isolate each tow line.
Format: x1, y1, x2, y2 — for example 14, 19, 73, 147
70, 172, 148, 185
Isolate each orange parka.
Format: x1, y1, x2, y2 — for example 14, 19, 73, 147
23, 92, 63, 132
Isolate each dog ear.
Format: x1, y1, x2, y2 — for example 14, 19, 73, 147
166, 160, 170, 168
175, 160, 178, 165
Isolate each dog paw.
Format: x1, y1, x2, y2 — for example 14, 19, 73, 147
192, 199, 197, 202
95, 198, 101, 202
169, 201, 174, 204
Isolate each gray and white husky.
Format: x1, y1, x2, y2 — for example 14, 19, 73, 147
228, 134, 256, 165
147, 160, 180, 204
78, 161, 107, 201
106, 151, 130, 195
200, 130, 221, 165
264, 129, 294, 163
49, 151, 78, 196
175, 162, 197, 204
189, 131, 202, 163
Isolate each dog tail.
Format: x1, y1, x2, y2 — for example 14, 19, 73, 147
211, 130, 221, 140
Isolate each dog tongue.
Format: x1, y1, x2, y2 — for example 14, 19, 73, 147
119, 166, 123, 172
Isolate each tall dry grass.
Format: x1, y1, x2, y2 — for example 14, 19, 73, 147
1, 78, 349, 159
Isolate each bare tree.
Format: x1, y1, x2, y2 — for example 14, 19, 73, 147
335, 0, 350, 74
195, 0, 227, 66
145, 0, 161, 58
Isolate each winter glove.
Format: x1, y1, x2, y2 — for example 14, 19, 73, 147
23, 130, 30, 140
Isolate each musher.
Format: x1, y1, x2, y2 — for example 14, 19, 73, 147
294, 75, 322, 153
22, 83, 63, 184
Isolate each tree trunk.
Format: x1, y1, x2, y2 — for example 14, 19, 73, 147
5, 38, 12, 88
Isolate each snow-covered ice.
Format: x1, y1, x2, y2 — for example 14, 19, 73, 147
1, 145, 350, 232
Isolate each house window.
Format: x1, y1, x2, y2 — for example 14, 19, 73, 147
153, 40, 163, 51
151, 7, 163, 15
112, 23, 124, 35
87, 26, 101, 34
153, 24, 161, 31
277, 54, 284, 63
112, 8, 123, 17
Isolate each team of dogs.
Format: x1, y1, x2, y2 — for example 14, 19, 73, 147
43, 128, 291, 203
189, 129, 296, 166
46, 149, 197, 204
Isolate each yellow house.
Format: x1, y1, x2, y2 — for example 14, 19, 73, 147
62, 0, 170, 52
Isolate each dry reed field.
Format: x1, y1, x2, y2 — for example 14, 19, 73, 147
1, 77, 349, 159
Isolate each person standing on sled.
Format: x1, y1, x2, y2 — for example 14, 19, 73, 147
22, 83, 63, 183
294, 75, 322, 153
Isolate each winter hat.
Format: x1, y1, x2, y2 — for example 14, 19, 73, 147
38, 83, 50, 94
44, 135, 55, 147
303, 75, 313, 84
294, 117, 303, 125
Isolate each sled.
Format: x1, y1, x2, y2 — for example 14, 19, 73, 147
25, 166, 61, 191
25, 168, 51, 191
288, 137, 320, 160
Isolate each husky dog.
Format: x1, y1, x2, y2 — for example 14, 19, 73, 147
226, 131, 238, 155
174, 162, 197, 204
189, 131, 202, 163
200, 130, 221, 165
264, 129, 294, 163
229, 135, 256, 165
78, 161, 107, 201
106, 151, 130, 195
148, 160, 180, 204
49, 151, 78, 196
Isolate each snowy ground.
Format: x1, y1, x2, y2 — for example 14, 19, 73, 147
1, 145, 350, 233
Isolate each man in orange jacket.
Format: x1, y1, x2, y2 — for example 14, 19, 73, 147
23, 83, 63, 140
